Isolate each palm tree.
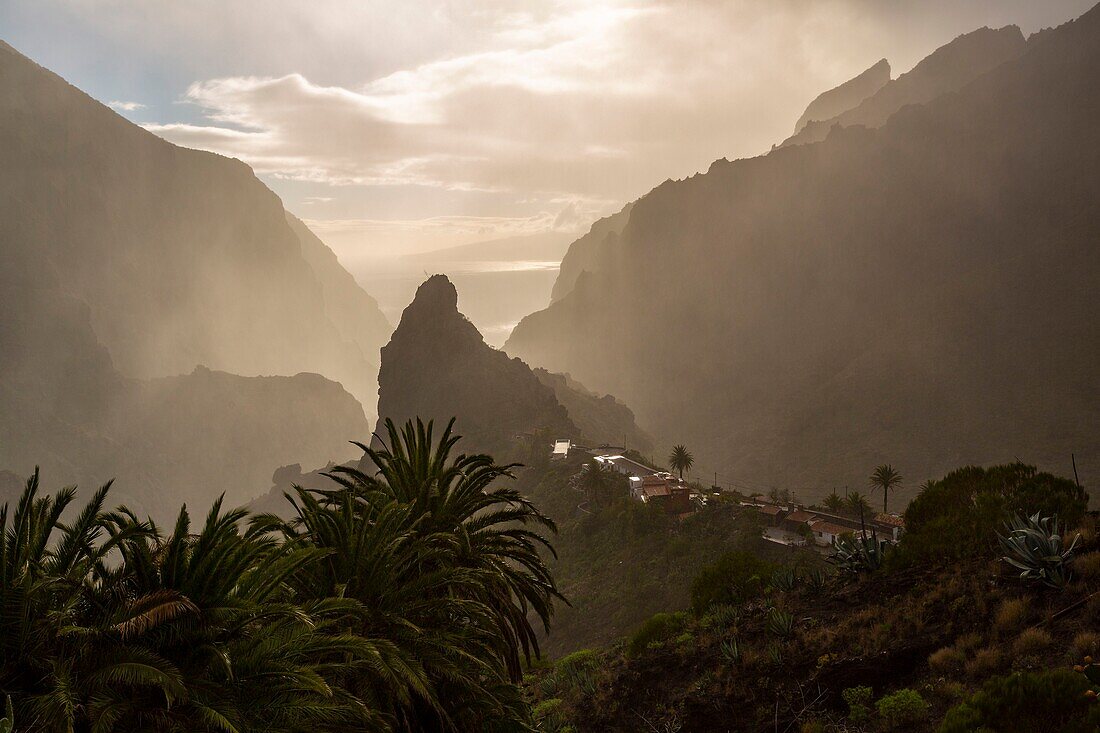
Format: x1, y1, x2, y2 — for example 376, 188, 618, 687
668, 445, 694, 480
821, 490, 845, 513
282, 417, 563, 731
578, 460, 620, 508
1, 418, 564, 733
845, 491, 872, 521
869, 464, 903, 514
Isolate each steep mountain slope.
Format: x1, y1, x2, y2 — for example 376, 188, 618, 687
377, 275, 650, 458
506, 7, 1100, 503
550, 203, 634, 303
781, 25, 1026, 147
532, 369, 654, 454
0, 39, 389, 406
0, 41, 382, 513
793, 58, 890, 135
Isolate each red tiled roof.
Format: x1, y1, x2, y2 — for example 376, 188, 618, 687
874, 513, 905, 527
786, 510, 818, 524
809, 520, 851, 536
757, 505, 783, 516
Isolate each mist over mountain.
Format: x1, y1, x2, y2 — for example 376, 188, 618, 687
793, 58, 890, 136
506, 8, 1100, 503
376, 274, 651, 458
0, 39, 390, 407
0, 39, 384, 511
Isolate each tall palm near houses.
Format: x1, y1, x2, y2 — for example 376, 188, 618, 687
869, 464, 903, 514
668, 444, 695, 480
577, 460, 621, 508
279, 417, 563, 731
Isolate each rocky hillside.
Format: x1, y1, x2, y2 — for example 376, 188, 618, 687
506, 7, 1100, 504
781, 25, 1026, 147
793, 58, 890, 135
0, 39, 390, 405
533, 369, 653, 455
377, 275, 650, 458
550, 203, 633, 303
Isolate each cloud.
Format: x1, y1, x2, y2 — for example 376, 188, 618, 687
107, 100, 145, 111
126, 0, 1091, 253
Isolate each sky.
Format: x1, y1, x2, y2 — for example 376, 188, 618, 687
1, 0, 1093, 263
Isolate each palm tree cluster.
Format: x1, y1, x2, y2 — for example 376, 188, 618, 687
0, 418, 561, 733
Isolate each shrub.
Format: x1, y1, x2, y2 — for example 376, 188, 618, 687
1012, 627, 1053, 658
842, 686, 872, 723
993, 597, 1030, 634
876, 688, 928, 727
556, 649, 598, 676
938, 669, 1100, 733
1072, 631, 1100, 658
964, 647, 1003, 680
627, 612, 688, 656
532, 698, 568, 731
899, 464, 1086, 566
690, 551, 777, 614
928, 646, 966, 676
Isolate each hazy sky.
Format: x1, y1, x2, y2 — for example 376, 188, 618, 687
2, 0, 1093, 259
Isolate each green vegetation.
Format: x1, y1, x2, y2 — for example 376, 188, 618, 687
515, 462, 809, 657
939, 669, 1100, 733
626, 612, 689, 656
689, 550, 777, 614
522, 462, 1098, 732
576, 460, 626, 509
895, 463, 1087, 567
875, 688, 928, 726
0, 418, 560, 732
842, 686, 873, 723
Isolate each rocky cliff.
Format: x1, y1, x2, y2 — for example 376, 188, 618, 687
781, 25, 1026, 147
793, 58, 890, 135
377, 275, 651, 459
506, 7, 1100, 503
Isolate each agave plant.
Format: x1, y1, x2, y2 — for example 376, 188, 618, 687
828, 532, 883, 575
803, 568, 828, 594
770, 567, 798, 592
719, 638, 741, 665
766, 608, 795, 639
998, 512, 1079, 589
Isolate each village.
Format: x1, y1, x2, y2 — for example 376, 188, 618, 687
552, 438, 905, 550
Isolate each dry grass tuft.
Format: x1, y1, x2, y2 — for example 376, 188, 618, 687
993, 598, 1030, 634
964, 647, 1003, 680
1072, 551, 1100, 582
1012, 627, 1052, 658
928, 646, 966, 676
1072, 630, 1100, 657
